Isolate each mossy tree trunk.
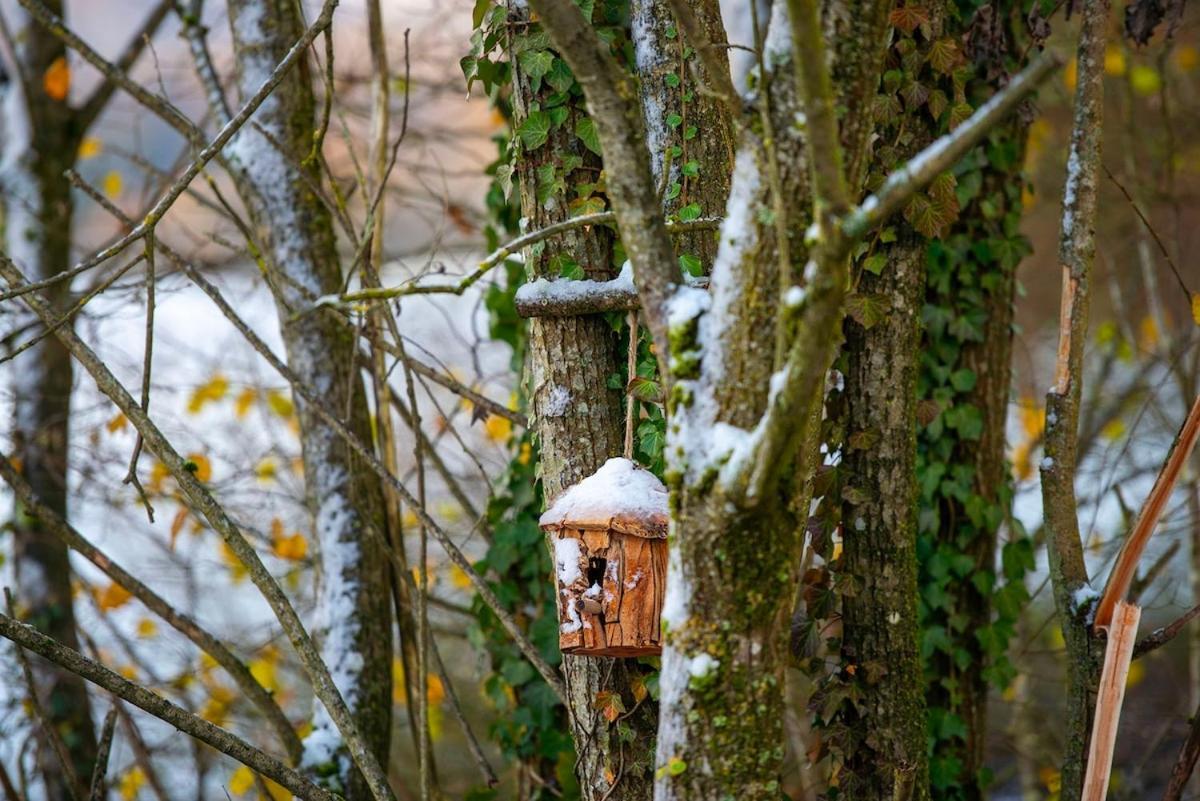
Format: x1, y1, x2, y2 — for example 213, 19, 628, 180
225, 3, 392, 797
838, 236, 929, 801
508, 1, 730, 796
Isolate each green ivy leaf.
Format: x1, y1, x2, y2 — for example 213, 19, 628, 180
519, 111, 552, 150
845, 293, 892, 329
575, 117, 602, 156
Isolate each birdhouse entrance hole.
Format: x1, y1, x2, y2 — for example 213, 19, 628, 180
539, 458, 670, 657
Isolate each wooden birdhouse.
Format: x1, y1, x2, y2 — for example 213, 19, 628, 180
539, 457, 668, 657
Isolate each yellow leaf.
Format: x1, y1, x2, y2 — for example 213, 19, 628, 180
1191, 293, 1200, 326
118, 664, 139, 680
105, 412, 128, 433
1064, 57, 1077, 91
1174, 45, 1198, 72
1126, 657, 1145, 688
484, 414, 512, 443
102, 171, 123, 198
187, 374, 229, 414
1040, 766, 1061, 794
219, 542, 247, 583
254, 457, 277, 483
1139, 315, 1161, 350
518, 442, 532, 465
1102, 418, 1126, 441
170, 507, 188, 550
136, 618, 157, 638
234, 387, 257, 418
119, 767, 145, 801
426, 673, 445, 706
1130, 64, 1162, 96
450, 565, 472, 589
1104, 45, 1126, 76
148, 460, 170, 493
392, 656, 407, 704
249, 657, 278, 692
78, 137, 102, 159
229, 766, 255, 795
96, 582, 132, 611
272, 531, 308, 561
266, 389, 294, 419
185, 452, 212, 483
42, 56, 70, 101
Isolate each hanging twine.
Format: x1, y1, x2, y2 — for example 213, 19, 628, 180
624, 311, 637, 460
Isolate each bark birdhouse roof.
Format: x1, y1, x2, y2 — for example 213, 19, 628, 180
539, 457, 669, 538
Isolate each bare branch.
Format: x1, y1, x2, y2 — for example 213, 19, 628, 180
665, 0, 739, 113
0, 612, 339, 801
0, 453, 304, 763
76, 0, 175, 130
329, 215, 719, 306
16, 0, 201, 143
1133, 602, 1200, 659
0, 0, 337, 304
0, 253, 399, 801
6, 590, 84, 801
87, 705, 118, 801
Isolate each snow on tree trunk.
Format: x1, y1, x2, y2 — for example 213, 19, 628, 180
1, 8, 98, 797
225, 2, 392, 796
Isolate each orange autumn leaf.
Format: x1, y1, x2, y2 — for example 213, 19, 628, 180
169, 507, 188, 550
43, 57, 70, 101
185, 452, 212, 483
272, 530, 308, 561
96, 581, 132, 611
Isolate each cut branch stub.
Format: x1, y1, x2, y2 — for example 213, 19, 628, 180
540, 458, 669, 657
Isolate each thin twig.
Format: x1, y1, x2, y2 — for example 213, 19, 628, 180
0, 453, 303, 762
1101, 163, 1191, 299
87, 705, 118, 801
5, 589, 83, 801
1134, 602, 1200, 659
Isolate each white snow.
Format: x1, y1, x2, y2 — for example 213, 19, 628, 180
687, 652, 718, 678
584, 582, 602, 598
540, 457, 668, 529
784, 285, 807, 308
544, 385, 571, 418
554, 536, 583, 586
668, 285, 711, 329
1072, 582, 1099, 612
1040, 457, 1055, 470
514, 260, 635, 307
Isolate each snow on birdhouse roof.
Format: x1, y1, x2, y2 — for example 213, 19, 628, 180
539, 457, 669, 538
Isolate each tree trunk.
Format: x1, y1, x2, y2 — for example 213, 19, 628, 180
839, 237, 928, 801
506, 3, 662, 795
2, 6, 98, 797
225, 3, 392, 796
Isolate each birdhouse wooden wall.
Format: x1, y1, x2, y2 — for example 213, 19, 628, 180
538, 457, 670, 658
552, 527, 667, 657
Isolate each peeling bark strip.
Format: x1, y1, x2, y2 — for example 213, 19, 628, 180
224, 1, 392, 796
1081, 601, 1140, 801
1094, 395, 1200, 630
1039, 1, 1110, 799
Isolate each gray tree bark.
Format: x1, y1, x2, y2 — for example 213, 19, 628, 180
225, 2, 392, 796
